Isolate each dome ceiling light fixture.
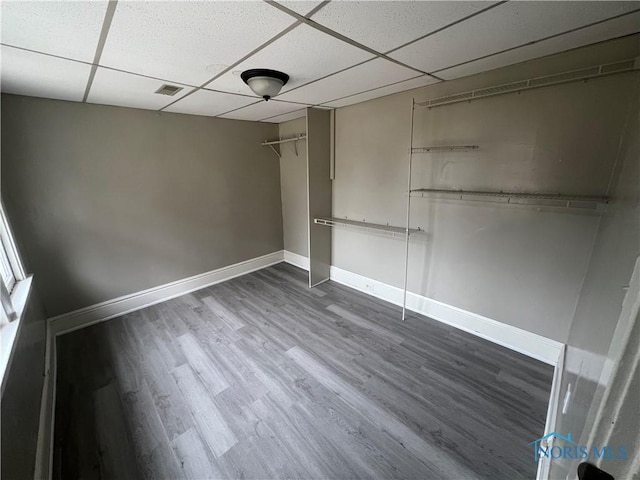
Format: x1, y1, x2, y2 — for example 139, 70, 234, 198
240, 69, 289, 101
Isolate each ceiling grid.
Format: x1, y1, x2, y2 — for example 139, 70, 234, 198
1, 0, 638, 122
82, 0, 119, 102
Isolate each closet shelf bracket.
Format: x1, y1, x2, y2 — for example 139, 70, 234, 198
261, 134, 307, 158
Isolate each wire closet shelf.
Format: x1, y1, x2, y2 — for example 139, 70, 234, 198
314, 217, 422, 239
261, 134, 307, 158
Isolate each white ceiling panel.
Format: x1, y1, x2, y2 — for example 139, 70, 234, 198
164, 89, 258, 117
322, 75, 439, 108
438, 12, 640, 80
100, 1, 297, 86
261, 108, 307, 123
0, 1, 107, 62
206, 24, 374, 96
88, 68, 192, 110
390, 1, 639, 74
272, 1, 324, 16
219, 100, 303, 122
311, 1, 493, 53
277, 58, 420, 105
0, 46, 91, 102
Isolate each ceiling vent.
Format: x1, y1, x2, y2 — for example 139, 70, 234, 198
155, 84, 183, 96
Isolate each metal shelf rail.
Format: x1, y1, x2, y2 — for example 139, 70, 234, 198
409, 188, 608, 210
414, 59, 637, 110
261, 134, 307, 158
314, 217, 422, 239
411, 145, 479, 154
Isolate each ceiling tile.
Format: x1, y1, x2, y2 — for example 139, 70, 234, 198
322, 75, 439, 108
0, 1, 108, 62
100, 1, 297, 86
206, 24, 374, 96
0, 46, 91, 102
87, 68, 191, 110
390, 1, 640, 74
272, 1, 324, 16
278, 58, 420, 105
164, 89, 258, 117
311, 1, 493, 53
438, 11, 640, 80
261, 108, 307, 123
219, 100, 303, 122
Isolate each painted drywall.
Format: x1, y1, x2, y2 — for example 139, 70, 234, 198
1, 288, 47, 480
1, 95, 283, 317
278, 116, 308, 257
307, 107, 332, 286
329, 35, 640, 343
549, 71, 639, 479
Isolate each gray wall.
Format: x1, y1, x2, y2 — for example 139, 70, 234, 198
1, 288, 47, 480
278, 116, 308, 257
1, 95, 283, 317
550, 70, 639, 479
306, 108, 333, 286
328, 35, 639, 343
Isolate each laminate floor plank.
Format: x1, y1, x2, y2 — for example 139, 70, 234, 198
287, 345, 478, 480
171, 428, 222, 480
171, 364, 238, 458
54, 263, 553, 480
93, 383, 139, 480
119, 380, 184, 480
138, 343, 194, 442
178, 332, 230, 396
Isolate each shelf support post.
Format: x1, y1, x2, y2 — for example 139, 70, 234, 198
402, 99, 415, 321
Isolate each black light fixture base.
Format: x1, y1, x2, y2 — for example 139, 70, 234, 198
240, 69, 289, 85
241, 69, 289, 101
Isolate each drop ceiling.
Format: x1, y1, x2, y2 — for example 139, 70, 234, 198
1, 1, 638, 123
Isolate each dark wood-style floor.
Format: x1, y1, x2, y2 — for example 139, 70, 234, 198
54, 263, 553, 480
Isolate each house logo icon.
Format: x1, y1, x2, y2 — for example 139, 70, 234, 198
528, 432, 578, 462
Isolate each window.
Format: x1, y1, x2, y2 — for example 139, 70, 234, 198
0, 202, 26, 323
0, 201, 31, 384
1, 237, 16, 292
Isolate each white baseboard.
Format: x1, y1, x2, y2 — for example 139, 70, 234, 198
283, 250, 309, 271
49, 250, 285, 336
329, 266, 563, 366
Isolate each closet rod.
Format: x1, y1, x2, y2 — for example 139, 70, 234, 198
414, 58, 637, 110
411, 145, 478, 153
410, 188, 608, 210
314, 217, 421, 238
261, 134, 307, 146
261, 134, 307, 158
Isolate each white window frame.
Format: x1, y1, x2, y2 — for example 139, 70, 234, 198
0, 200, 33, 392
0, 201, 26, 285
0, 241, 16, 293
